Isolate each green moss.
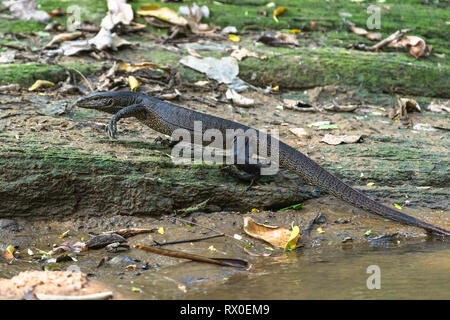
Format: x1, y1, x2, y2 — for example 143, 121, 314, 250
239, 48, 450, 97
0, 62, 103, 86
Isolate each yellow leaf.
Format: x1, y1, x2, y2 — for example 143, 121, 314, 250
273, 7, 286, 22
118, 61, 170, 74
128, 76, 141, 92
228, 34, 240, 42
271, 85, 279, 92
131, 287, 142, 293
4, 245, 15, 259
58, 230, 70, 238
284, 226, 300, 252
366, 182, 374, 186
394, 203, 403, 210
290, 29, 301, 34
28, 80, 55, 91
316, 227, 325, 234
137, 6, 188, 26
360, 172, 364, 178
250, 208, 260, 213
158, 227, 164, 234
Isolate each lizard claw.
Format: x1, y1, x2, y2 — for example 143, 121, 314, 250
106, 119, 117, 139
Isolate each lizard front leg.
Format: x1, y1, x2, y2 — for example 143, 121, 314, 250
106, 104, 146, 139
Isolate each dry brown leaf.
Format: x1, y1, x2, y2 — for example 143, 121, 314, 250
321, 134, 361, 145
225, 89, 254, 107
187, 48, 203, 59
230, 47, 265, 61
346, 21, 381, 41
323, 104, 359, 112
366, 32, 382, 41
289, 128, 310, 138
388, 35, 431, 58
243, 217, 300, 249
45, 32, 83, 48
427, 100, 450, 113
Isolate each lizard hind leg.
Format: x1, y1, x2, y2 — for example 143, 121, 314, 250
223, 135, 262, 190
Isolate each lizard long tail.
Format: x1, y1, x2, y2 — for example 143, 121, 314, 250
279, 142, 450, 236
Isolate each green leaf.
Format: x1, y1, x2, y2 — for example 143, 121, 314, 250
318, 124, 339, 130
279, 203, 303, 212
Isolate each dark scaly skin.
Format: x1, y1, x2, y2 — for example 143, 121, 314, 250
74, 91, 450, 237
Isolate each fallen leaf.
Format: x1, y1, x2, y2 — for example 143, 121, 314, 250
427, 100, 450, 113
309, 121, 330, 127
243, 217, 301, 249
101, 0, 133, 30
180, 56, 240, 85
45, 32, 83, 48
273, 7, 286, 22
289, 128, 310, 138
317, 124, 339, 130
128, 76, 141, 92
0, 50, 16, 63
4, 245, 16, 259
321, 134, 361, 145
158, 227, 165, 234
346, 21, 381, 41
257, 32, 298, 46
394, 203, 402, 210
284, 226, 300, 252
388, 35, 431, 58
225, 89, 254, 107
4, 0, 50, 23
58, 230, 70, 238
228, 34, 240, 42
137, 5, 188, 27
179, 3, 209, 19
187, 48, 203, 59
118, 61, 170, 74
28, 80, 55, 91
323, 104, 359, 112
230, 47, 264, 61
316, 227, 325, 234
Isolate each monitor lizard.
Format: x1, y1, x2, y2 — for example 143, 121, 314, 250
74, 91, 449, 237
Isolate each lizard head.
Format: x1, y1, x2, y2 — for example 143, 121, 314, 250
74, 91, 139, 114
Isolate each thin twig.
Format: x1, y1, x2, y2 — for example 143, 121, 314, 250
136, 243, 248, 268
369, 29, 410, 51
36, 291, 114, 300
66, 67, 94, 92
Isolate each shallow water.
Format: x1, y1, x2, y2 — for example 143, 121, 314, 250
103, 241, 450, 300
0, 206, 449, 300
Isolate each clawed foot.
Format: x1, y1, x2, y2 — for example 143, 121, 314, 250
105, 118, 117, 139
222, 165, 260, 191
